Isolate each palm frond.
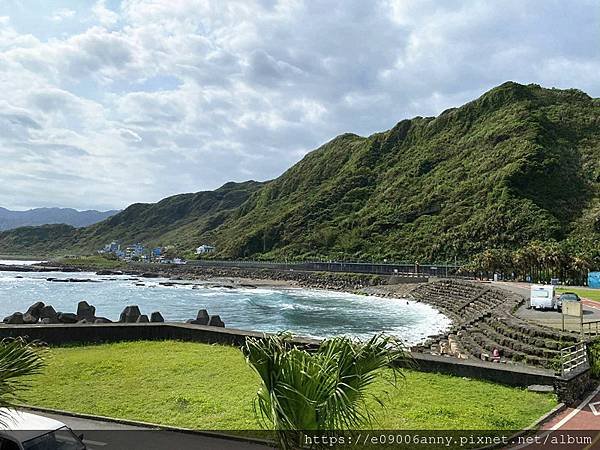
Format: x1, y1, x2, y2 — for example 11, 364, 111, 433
242, 332, 410, 449
0, 338, 47, 426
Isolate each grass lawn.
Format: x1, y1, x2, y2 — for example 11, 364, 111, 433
20, 341, 557, 430
557, 287, 600, 302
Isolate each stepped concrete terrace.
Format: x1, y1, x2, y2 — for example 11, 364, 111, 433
409, 279, 583, 370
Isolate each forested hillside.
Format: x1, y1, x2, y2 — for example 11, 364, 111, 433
207, 82, 600, 264
1, 82, 598, 267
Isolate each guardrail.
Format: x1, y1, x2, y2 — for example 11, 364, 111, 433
185, 259, 464, 277
559, 342, 589, 377
584, 320, 600, 335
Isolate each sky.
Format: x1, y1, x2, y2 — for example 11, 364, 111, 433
0, 0, 598, 211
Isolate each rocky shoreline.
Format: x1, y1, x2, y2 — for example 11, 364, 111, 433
12, 261, 421, 297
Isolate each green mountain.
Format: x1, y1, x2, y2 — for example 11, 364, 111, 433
207, 82, 600, 262
1, 82, 599, 262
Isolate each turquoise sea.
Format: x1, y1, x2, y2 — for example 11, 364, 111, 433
0, 264, 450, 344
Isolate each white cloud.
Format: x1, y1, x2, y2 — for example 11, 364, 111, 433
0, 0, 598, 210
92, 0, 119, 27
49, 8, 76, 22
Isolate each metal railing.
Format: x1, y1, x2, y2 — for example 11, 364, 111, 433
584, 320, 600, 336
559, 342, 589, 377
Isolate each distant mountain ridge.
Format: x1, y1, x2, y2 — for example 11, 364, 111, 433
0, 207, 120, 231
0, 181, 263, 255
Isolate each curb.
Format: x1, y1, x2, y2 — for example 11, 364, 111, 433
478, 402, 566, 450
525, 402, 566, 430
19, 404, 275, 448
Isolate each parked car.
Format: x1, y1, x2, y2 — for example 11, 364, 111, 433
557, 292, 581, 312
0, 408, 85, 450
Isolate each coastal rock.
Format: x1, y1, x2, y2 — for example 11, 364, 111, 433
136, 314, 149, 323
150, 311, 164, 323
186, 310, 210, 325
76, 301, 96, 321
69, 278, 97, 283
22, 313, 39, 324
208, 315, 225, 327
141, 273, 161, 278
41, 317, 60, 324
119, 305, 141, 323
57, 312, 78, 324
195, 309, 209, 325
97, 270, 123, 276
4, 312, 24, 324
25, 301, 45, 319
39, 305, 58, 320
94, 317, 112, 324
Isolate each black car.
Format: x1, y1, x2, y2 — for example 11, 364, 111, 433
557, 292, 581, 312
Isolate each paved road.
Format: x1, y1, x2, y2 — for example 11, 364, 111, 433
491, 282, 600, 332
23, 409, 274, 450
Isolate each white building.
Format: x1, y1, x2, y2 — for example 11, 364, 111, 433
196, 244, 215, 254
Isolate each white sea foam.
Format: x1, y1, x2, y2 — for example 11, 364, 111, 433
0, 269, 450, 345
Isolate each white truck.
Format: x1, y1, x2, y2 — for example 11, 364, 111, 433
529, 284, 559, 311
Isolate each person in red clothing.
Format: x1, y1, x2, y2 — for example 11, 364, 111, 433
492, 347, 501, 363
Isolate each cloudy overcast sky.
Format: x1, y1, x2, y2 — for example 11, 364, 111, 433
0, 0, 598, 210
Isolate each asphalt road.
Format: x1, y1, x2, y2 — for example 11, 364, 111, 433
491, 281, 600, 332
23, 409, 274, 450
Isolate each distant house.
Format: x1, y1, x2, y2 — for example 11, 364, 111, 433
125, 243, 145, 259
102, 241, 120, 253
196, 244, 215, 255
99, 241, 122, 257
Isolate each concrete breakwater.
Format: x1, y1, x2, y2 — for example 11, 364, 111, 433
27, 261, 427, 291
409, 279, 583, 369
140, 266, 388, 291
2, 299, 225, 328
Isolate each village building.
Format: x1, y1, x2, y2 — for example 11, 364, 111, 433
196, 244, 215, 255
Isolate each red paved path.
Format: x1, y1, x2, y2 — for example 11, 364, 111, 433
507, 385, 600, 449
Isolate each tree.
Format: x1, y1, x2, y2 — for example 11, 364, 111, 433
242, 333, 408, 450
0, 338, 46, 425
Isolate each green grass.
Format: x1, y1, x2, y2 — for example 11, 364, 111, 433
19, 341, 557, 430
557, 287, 600, 302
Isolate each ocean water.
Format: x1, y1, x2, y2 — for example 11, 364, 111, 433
0, 268, 451, 344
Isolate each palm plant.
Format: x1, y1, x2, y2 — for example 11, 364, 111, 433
242, 333, 408, 449
0, 338, 46, 425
